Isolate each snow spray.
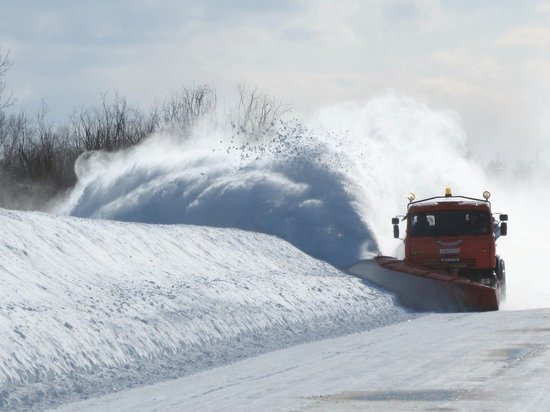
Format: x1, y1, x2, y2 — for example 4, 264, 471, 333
57, 112, 377, 267
311, 93, 550, 310
57, 92, 549, 310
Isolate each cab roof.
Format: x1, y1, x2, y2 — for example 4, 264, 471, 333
408, 196, 491, 213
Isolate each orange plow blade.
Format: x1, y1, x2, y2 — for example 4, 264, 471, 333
349, 256, 499, 312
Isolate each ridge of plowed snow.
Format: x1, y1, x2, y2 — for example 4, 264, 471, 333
0, 209, 409, 410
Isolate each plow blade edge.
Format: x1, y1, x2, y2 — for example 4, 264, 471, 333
348, 256, 499, 312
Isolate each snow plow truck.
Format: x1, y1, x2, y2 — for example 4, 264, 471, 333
349, 188, 508, 311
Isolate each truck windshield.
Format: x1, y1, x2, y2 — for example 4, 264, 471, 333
409, 211, 491, 237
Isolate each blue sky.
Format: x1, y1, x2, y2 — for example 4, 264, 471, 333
1, 0, 550, 155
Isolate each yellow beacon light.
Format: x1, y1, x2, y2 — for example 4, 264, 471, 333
445, 187, 452, 197
407, 192, 416, 202
483, 191, 491, 200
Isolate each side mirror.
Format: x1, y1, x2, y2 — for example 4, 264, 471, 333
500, 214, 508, 221
500, 222, 507, 236
391, 217, 399, 225
393, 224, 400, 238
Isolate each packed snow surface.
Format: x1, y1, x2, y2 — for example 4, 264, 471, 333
0, 208, 409, 410
55, 309, 550, 412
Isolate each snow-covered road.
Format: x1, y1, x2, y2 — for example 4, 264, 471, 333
55, 308, 550, 411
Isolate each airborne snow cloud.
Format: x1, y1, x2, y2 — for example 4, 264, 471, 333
57, 93, 550, 309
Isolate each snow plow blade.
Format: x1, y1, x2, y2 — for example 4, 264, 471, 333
349, 256, 499, 312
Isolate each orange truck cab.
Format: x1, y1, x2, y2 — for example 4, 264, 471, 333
392, 188, 508, 292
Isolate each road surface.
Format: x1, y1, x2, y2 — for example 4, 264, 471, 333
54, 308, 550, 411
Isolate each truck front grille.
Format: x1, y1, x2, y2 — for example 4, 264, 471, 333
423, 258, 476, 270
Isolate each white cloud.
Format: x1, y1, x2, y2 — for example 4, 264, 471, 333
429, 50, 502, 78
536, 2, 550, 12
497, 25, 550, 48
297, 0, 361, 46
35, 13, 63, 34
383, 0, 454, 33
419, 76, 479, 97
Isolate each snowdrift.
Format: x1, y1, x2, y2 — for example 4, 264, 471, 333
0, 208, 409, 410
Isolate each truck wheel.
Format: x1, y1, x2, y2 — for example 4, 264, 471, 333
497, 258, 506, 301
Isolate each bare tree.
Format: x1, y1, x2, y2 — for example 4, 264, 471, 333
0, 111, 28, 167
161, 85, 216, 133
0, 82, 294, 210
235, 84, 291, 136
0, 49, 15, 110
71, 93, 156, 152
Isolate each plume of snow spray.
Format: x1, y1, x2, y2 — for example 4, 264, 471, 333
307, 93, 488, 255
58, 118, 376, 267
58, 92, 549, 310
493, 168, 550, 310
312, 94, 550, 310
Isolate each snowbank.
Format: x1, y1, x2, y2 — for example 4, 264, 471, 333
0, 209, 409, 410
